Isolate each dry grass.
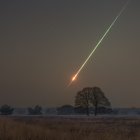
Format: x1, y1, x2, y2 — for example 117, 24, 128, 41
0, 116, 140, 140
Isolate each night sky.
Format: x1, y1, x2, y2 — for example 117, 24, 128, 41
0, 0, 140, 107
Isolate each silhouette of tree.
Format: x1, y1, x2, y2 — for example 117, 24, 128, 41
75, 89, 91, 116
75, 87, 111, 116
0, 104, 14, 115
57, 105, 74, 115
90, 87, 111, 116
28, 105, 42, 115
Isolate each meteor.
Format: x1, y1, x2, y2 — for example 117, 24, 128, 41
72, 74, 77, 81
68, 0, 130, 86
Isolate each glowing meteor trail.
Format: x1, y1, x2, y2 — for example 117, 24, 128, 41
68, 0, 130, 86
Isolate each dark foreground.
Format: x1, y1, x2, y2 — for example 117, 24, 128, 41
0, 116, 140, 140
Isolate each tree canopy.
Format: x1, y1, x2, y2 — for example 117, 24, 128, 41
28, 105, 42, 115
0, 104, 14, 115
75, 87, 111, 116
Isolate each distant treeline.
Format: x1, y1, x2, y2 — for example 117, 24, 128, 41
0, 86, 113, 116
1, 86, 139, 116
0, 104, 112, 116
1, 104, 140, 116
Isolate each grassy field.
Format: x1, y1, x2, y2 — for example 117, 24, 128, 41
0, 116, 140, 140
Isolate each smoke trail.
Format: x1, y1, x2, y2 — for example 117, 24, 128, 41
69, 0, 130, 86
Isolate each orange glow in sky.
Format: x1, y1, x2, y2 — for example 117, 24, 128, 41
72, 74, 77, 81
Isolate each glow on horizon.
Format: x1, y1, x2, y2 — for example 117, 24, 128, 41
69, 0, 130, 86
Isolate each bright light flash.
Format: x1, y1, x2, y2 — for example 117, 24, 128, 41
68, 0, 130, 86
72, 74, 77, 81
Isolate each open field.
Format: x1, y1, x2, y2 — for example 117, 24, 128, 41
0, 116, 140, 140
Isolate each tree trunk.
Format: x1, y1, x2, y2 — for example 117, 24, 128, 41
94, 103, 98, 116
86, 106, 89, 116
